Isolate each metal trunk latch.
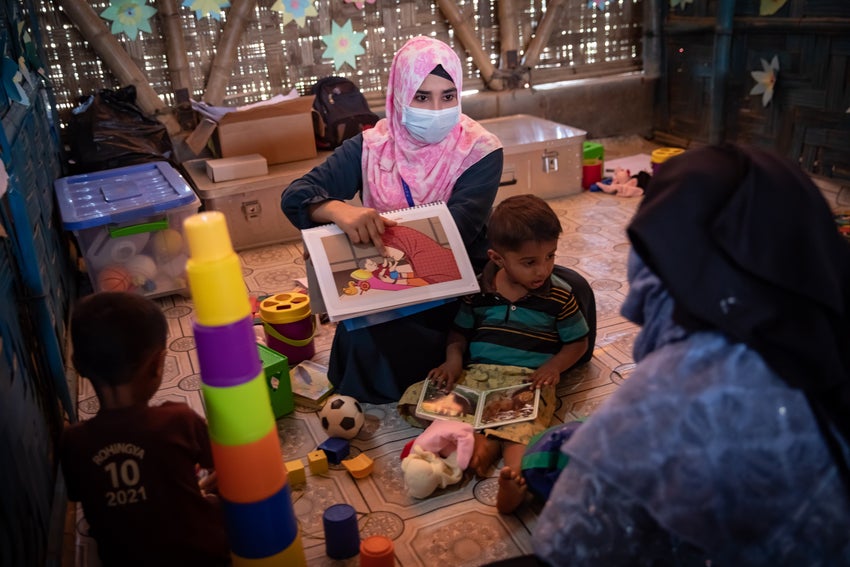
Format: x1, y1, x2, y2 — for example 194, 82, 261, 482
242, 200, 261, 220
543, 149, 559, 173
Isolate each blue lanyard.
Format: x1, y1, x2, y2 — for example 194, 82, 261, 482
400, 178, 415, 207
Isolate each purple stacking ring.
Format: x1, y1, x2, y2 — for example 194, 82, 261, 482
193, 317, 262, 387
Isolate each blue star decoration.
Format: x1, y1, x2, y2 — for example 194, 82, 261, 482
271, 0, 317, 27
321, 20, 365, 72
100, 0, 158, 40
182, 0, 229, 20
587, 0, 608, 10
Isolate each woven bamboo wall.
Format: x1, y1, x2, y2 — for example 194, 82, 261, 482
654, 0, 850, 181
31, 0, 643, 133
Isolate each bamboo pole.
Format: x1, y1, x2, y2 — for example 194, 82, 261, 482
57, 0, 181, 135
499, 0, 519, 71
708, 0, 734, 144
203, 0, 258, 104
434, 0, 504, 90
520, 0, 567, 69
666, 15, 850, 34
157, 0, 191, 93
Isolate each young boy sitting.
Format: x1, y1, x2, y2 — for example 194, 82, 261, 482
59, 292, 230, 566
399, 194, 594, 513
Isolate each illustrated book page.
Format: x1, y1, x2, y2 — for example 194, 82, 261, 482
414, 378, 540, 429
289, 359, 333, 408
301, 201, 479, 322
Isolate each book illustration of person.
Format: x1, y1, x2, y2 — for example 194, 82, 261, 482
381, 225, 461, 284
479, 385, 536, 426
355, 253, 429, 289
420, 389, 475, 420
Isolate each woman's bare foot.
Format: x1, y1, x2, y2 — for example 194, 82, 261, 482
469, 433, 501, 478
496, 465, 527, 514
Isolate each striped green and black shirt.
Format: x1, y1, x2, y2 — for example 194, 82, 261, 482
454, 262, 590, 369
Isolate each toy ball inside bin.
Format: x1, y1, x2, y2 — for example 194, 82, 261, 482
260, 292, 316, 366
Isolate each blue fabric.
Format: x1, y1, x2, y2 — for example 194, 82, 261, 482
520, 420, 582, 501
533, 253, 850, 565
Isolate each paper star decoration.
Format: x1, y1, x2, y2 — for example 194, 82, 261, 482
587, 0, 608, 10
321, 20, 365, 71
760, 0, 788, 16
670, 0, 694, 9
271, 0, 317, 27
183, 0, 229, 20
100, 0, 158, 40
2, 55, 29, 106
342, 0, 375, 10
342, 0, 375, 9
750, 55, 779, 107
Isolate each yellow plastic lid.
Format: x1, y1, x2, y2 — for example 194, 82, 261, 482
260, 292, 311, 324
651, 147, 685, 164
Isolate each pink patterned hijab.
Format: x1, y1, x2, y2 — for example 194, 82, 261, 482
361, 36, 502, 212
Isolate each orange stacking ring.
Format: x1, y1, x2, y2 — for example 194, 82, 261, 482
211, 428, 287, 503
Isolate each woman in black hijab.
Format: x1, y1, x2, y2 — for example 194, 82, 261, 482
532, 144, 850, 565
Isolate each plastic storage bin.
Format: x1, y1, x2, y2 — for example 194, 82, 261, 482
54, 161, 201, 298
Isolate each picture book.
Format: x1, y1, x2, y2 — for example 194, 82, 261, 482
414, 378, 541, 429
289, 359, 334, 408
301, 202, 480, 323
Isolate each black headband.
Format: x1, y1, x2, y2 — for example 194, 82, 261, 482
429, 64, 453, 82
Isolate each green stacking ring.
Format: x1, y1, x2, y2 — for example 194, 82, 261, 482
202, 373, 276, 446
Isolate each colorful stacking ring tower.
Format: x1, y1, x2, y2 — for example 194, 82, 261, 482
184, 211, 306, 566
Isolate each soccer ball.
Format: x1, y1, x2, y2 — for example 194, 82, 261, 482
318, 395, 365, 439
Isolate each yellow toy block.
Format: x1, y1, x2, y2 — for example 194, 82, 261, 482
285, 459, 307, 486
342, 453, 374, 479
307, 449, 328, 475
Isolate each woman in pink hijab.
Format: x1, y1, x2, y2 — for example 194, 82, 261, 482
282, 36, 503, 403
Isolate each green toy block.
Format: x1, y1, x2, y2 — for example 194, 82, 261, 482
583, 141, 604, 161
257, 343, 294, 418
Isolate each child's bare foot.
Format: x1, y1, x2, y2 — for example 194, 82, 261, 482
470, 433, 501, 478
496, 465, 527, 514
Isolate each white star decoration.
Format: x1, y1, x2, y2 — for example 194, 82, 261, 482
750, 55, 779, 107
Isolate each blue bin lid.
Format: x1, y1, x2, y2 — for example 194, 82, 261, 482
54, 162, 197, 230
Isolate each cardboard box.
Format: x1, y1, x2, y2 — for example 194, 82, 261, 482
54, 162, 200, 298
215, 96, 317, 165
206, 154, 269, 182
479, 115, 587, 203
182, 154, 333, 250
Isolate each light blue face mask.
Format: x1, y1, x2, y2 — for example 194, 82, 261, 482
401, 105, 460, 144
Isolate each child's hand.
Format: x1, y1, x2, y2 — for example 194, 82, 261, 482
198, 469, 218, 494
528, 366, 561, 389
427, 362, 462, 391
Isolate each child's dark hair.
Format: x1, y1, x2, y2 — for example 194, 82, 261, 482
71, 292, 167, 387
488, 194, 562, 252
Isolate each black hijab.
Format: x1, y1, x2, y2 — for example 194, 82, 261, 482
627, 144, 850, 458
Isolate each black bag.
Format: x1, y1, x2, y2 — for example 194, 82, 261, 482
67, 85, 174, 174
311, 77, 379, 150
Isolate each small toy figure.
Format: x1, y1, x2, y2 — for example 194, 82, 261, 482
400, 421, 475, 498
595, 167, 646, 197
